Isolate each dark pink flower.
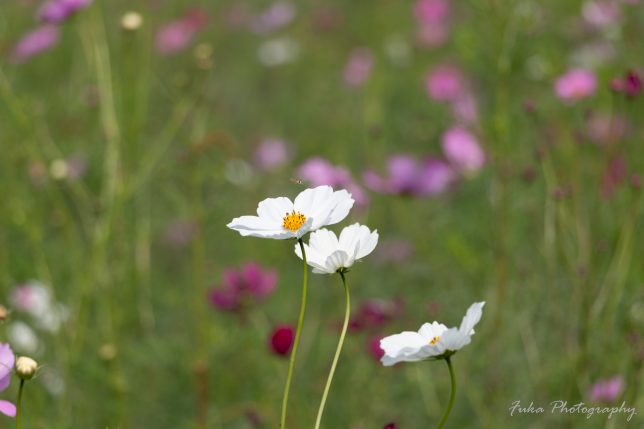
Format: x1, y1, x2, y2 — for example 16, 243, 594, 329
156, 9, 208, 55
11, 25, 60, 64
208, 263, 277, 313
270, 324, 295, 356
367, 335, 385, 361
39, 0, 92, 24
413, 0, 449, 24
343, 48, 374, 88
297, 157, 368, 206
383, 423, 398, 429
441, 127, 485, 173
555, 69, 597, 102
588, 376, 625, 402
426, 65, 465, 102
611, 70, 642, 97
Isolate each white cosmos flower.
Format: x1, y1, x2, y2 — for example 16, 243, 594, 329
227, 185, 354, 239
380, 302, 485, 366
294, 223, 378, 274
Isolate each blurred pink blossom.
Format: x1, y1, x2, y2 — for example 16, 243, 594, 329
586, 112, 627, 144
555, 69, 597, 102
582, 1, 621, 29
374, 239, 413, 264
416, 23, 449, 48
349, 299, 404, 332
610, 70, 642, 97
249, 1, 295, 34
254, 138, 291, 171
588, 376, 625, 402
364, 155, 455, 197
426, 65, 465, 102
0, 343, 16, 417
297, 157, 368, 206
39, 0, 92, 24
209, 263, 277, 313
367, 335, 385, 361
413, 0, 449, 24
156, 9, 208, 55
601, 155, 627, 199
451, 93, 479, 125
163, 219, 199, 247
441, 127, 485, 173
11, 25, 60, 64
343, 48, 374, 88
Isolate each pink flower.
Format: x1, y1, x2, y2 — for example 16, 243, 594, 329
270, 324, 295, 356
413, 0, 449, 24
156, 9, 208, 55
367, 335, 385, 361
611, 70, 642, 97
0, 343, 16, 417
249, 1, 295, 34
383, 423, 398, 429
208, 263, 277, 313
601, 155, 627, 199
297, 157, 368, 206
10, 25, 60, 64
441, 127, 485, 173
364, 155, 455, 197
451, 93, 479, 125
254, 138, 291, 171
554, 69, 597, 102
586, 112, 627, 144
426, 65, 465, 102
374, 239, 413, 264
39, 0, 92, 24
588, 376, 625, 402
582, 1, 621, 29
350, 299, 404, 332
343, 48, 374, 88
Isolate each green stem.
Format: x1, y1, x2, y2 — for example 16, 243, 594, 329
437, 357, 456, 429
280, 239, 309, 429
16, 379, 25, 429
314, 271, 351, 429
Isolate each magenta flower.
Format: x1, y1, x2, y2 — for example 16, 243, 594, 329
343, 48, 374, 88
383, 423, 398, 429
269, 324, 295, 356
588, 376, 625, 402
554, 68, 597, 102
297, 157, 368, 206
441, 127, 485, 173
39, 0, 92, 24
10, 25, 60, 64
364, 155, 455, 197
426, 65, 465, 102
208, 263, 277, 313
413, 0, 449, 24
416, 23, 449, 48
156, 9, 208, 55
254, 138, 291, 171
0, 343, 16, 417
350, 299, 404, 332
367, 335, 385, 361
611, 70, 642, 97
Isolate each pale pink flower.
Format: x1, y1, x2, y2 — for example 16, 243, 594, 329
554, 69, 597, 102
249, 1, 295, 34
582, 1, 621, 29
364, 155, 455, 197
156, 9, 208, 55
297, 158, 368, 206
254, 138, 291, 171
413, 0, 449, 24
416, 23, 449, 48
588, 376, 625, 402
343, 48, 374, 88
441, 127, 485, 173
10, 25, 60, 64
426, 65, 465, 102
39, 0, 92, 24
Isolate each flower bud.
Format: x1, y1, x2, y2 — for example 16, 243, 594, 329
15, 356, 38, 380
121, 12, 143, 31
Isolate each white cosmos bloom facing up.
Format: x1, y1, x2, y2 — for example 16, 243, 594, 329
227, 185, 354, 239
294, 223, 378, 274
380, 302, 485, 366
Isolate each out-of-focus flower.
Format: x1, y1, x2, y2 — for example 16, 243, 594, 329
249, 1, 295, 34
294, 224, 378, 274
441, 127, 485, 174
364, 155, 455, 197
414, 0, 449, 24
121, 11, 143, 31
383, 423, 398, 429
0, 343, 16, 417
367, 336, 385, 361
426, 65, 464, 102
374, 239, 413, 264
163, 219, 199, 247
227, 185, 354, 239
8, 322, 39, 354
11, 281, 67, 333
225, 159, 255, 187
611, 70, 642, 97
586, 112, 627, 145
601, 155, 627, 199
297, 158, 368, 207
582, 1, 621, 29
254, 138, 291, 171
350, 299, 404, 332
156, 9, 208, 55
554, 69, 597, 102
270, 324, 295, 356
39, 0, 92, 24
588, 376, 625, 402
258, 37, 299, 67
209, 263, 278, 312
380, 302, 485, 366
343, 48, 374, 88
10, 25, 60, 64
451, 93, 479, 125
571, 42, 616, 70
384, 35, 411, 67
416, 23, 449, 48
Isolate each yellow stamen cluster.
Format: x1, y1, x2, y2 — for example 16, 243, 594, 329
282, 210, 307, 232
429, 336, 440, 345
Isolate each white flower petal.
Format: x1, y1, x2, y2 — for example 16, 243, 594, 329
355, 229, 378, 260
439, 327, 470, 352
307, 228, 340, 255
227, 216, 292, 238
321, 189, 354, 227
256, 197, 294, 223
294, 242, 328, 272
324, 250, 350, 273
459, 301, 485, 336
293, 185, 333, 218
418, 322, 448, 340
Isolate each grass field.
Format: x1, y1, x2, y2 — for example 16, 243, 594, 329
0, 0, 642, 428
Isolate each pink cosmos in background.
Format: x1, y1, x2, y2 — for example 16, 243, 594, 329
582, 0, 621, 29
441, 127, 485, 173
269, 324, 295, 356
249, 1, 295, 34
426, 65, 465, 102
413, 0, 450, 48
586, 112, 627, 144
209, 263, 277, 313
367, 336, 385, 361
601, 155, 627, 199
156, 9, 208, 55
39, 0, 92, 24
611, 70, 642, 97
349, 299, 404, 332
383, 423, 398, 429
587, 376, 625, 402
254, 138, 291, 171
0, 343, 16, 417
364, 155, 455, 197
10, 25, 60, 64
297, 157, 368, 206
343, 48, 374, 88
451, 93, 479, 125
554, 68, 597, 102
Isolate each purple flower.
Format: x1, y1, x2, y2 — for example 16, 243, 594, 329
588, 376, 625, 403
208, 263, 277, 313
297, 157, 368, 206
249, 1, 296, 34
555, 68, 597, 102
441, 127, 485, 173
10, 25, 60, 64
0, 343, 16, 417
254, 138, 291, 171
39, 0, 92, 24
156, 9, 208, 55
343, 48, 374, 88
426, 65, 464, 102
364, 155, 455, 197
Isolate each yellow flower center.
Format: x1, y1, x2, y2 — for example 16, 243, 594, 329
282, 210, 307, 232
429, 336, 440, 345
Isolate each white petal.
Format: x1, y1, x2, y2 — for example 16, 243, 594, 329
227, 216, 293, 239
293, 186, 333, 217
439, 327, 470, 352
307, 228, 339, 255
338, 223, 362, 253
294, 242, 329, 272
459, 301, 485, 336
418, 322, 448, 340
294, 186, 354, 230
380, 331, 429, 366
324, 250, 349, 273
355, 228, 378, 260
323, 189, 354, 226
256, 197, 294, 223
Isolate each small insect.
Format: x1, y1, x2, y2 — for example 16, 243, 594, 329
290, 177, 304, 185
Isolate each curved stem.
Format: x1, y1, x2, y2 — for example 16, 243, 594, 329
16, 379, 25, 429
314, 271, 351, 429
280, 239, 308, 429
437, 357, 456, 429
